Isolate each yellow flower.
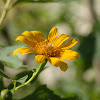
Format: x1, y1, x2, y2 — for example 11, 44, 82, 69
14, 27, 80, 72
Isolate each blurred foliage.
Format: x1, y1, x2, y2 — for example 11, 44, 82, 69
0, 0, 100, 100
78, 32, 96, 71
0, 45, 27, 68
0, 63, 4, 92
3, 0, 81, 7
21, 85, 80, 100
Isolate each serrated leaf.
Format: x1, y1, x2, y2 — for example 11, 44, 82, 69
16, 75, 28, 84
0, 45, 26, 68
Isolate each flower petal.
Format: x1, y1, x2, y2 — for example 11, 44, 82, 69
16, 36, 37, 48
48, 57, 68, 72
58, 50, 80, 60
48, 27, 58, 43
54, 34, 70, 47
14, 47, 35, 55
22, 31, 45, 42
59, 39, 78, 50
35, 55, 46, 63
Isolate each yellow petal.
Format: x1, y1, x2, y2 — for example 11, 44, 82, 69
35, 55, 46, 63
48, 27, 58, 43
14, 48, 21, 56
58, 50, 80, 60
22, 31, 45, 42
14, 47, 35, 55
16, 36, 36, 48
54, 34, 70, 47
58, 60, 68, 72
48, 57, 68, 72
59, 39, 78, 50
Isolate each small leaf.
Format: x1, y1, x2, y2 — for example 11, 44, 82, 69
16, 75, 28, 84
8, 71, 33, 89
32, 69, 36, 73
13, 71, 32, 81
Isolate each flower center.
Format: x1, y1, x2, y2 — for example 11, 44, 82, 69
35, 40, 59, 57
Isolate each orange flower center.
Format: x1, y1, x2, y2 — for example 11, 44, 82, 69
35, 40, 59, 57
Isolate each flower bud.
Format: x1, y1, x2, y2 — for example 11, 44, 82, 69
1, 89, 12, 100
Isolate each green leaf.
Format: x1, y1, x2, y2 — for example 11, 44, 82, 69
3, 0, 6, 2
8, 71, 33, 89
21, 85, 80, 100
16, 75, 28, 84
0, 64, 5, 91
13, 0, 80, 7
21, 85, 62, 100
0, 45, 26, 68
13, 71, 33, 81
32, 69, 36, 73
0, 45, 24, 56
78, 32, 96, 71
0, 44, 7, 47
0, 70, 11, 80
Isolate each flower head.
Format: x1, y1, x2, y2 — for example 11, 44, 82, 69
14, 27, 80, 72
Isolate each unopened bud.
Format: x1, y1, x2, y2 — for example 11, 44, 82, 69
1, 89, 12, 100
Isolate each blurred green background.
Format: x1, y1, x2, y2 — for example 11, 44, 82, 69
0, 0, 100, 100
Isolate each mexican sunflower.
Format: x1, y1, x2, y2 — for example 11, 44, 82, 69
14, 27, 80, 72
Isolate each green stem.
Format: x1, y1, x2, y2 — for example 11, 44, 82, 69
0, 0, 11, 28
11, 59, 47, 92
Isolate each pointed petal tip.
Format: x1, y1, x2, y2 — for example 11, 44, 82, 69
14, 48, 20, 56
15, 36, 20, 41
52, 26, 58, 30
73, 39, 78, 43
55, 26, 58, 28
14, 51, 17, 56
22, 31, 29, 35
14, 53, 16, 56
